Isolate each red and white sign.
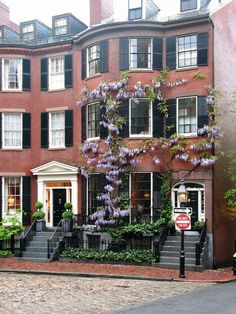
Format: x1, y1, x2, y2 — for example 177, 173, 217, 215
175, 213, 191, 231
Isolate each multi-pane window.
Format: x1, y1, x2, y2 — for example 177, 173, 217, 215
2, 58, 22, 91
88, 103, 100, 139
130, 38, 151, 69
88, 44, 100, 76
181, 0, 198, 12
3, 177, 22, 214
2, 113, 22, 148
49, 57, 65, 90
55, 17, 67, 36
131, 173, 151, 223
22, 23, 34, 41
178, 35, 197, 68
177, 97, 197, 135
49, 112, 65, 148
130, 99, 152, 136
129, 0, 142, 20
88, 174, 104, 218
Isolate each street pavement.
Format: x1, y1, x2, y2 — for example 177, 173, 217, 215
103, 281, 236, 314
0, 272, 212, 314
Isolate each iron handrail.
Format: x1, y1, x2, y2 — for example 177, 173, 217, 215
47, 220, 63, 259
20, 220, 36, 256
153, 227, 167, 263
195, 220, 207, 265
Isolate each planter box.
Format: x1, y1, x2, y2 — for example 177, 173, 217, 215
36, 220, 46, 232
62, 219, 73, 233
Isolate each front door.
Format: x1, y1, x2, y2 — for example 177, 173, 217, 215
188, 190, 199, 226
53, 189, 66, 226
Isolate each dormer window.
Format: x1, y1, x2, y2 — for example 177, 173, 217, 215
54, 17, 67, 36
180, 0, 198, 12
129, 0, 143, 20
22, 23, 34, 41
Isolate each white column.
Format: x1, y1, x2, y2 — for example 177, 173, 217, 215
71, 178, 78, 214
37, 179, 44, 204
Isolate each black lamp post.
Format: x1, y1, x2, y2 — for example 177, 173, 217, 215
177, 179, 189, 278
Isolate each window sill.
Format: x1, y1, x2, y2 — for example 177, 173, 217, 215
1, 89, 23, 93
48, 147, 67, 151
87, 137, 100, 142
176, 66, 198, 72
85, 73, 102, 81
48, 88, 66, 93
1, 148, 23, 151
129, 69, 154, 73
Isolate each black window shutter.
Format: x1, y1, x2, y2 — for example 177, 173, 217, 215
153, 172, 162, 220
23, 113, 31, 148
166, 99, 176, 137
41, 112, 48, 148
100, 102, 108, 139
100, 173, 107, 193
100, 40, 108, 73
119, 173, 129, 197
81, 48, 87, 80
81, 176, 87, 224
198, 96, 208, 128
119, 37, 129, 71
153, 100, 163, 138
81, 105, 87, 142
197, 32, 208, 66
118, 100, 129, 138
22, 176, 31, 225
41, 58, 48, 91
22, 59, 31, 91
166, 36, 176, 70
153, 37, 163, 70
0, 176, 2, 221
0, 113, 2, 149
64, 55, 73, 88
65, 109, 73, 147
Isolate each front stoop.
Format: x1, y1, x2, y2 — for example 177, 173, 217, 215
20, 229, 60, 263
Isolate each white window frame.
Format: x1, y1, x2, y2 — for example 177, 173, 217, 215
129, 98, 152, 138
87, 102, 100, 140
129, 37, 152, 70
87, 43, 101, 77
2, 112, 22, 149
2, 176, 22, 221
128, 0, 144, 20
180, 0, 199, 12
177, 34, 198, 69
49, 111, 65, 148
2, 58, 22, 91
177, 96, 197, 137
54, 17, 67, 36
48, 56, 65, 91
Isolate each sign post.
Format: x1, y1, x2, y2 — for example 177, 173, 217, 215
174, 211, 191, 278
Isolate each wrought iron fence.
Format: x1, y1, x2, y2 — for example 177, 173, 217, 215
0, 235, 21, 255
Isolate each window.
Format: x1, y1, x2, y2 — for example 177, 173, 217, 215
181, 0, 198, 12
129, 0, 142, 20
88, 174, 104, 218
55, 17, 67, 35
130, 38, 151, 69
0, 29, 2, 38
2, 58, 22, 91
130, 98, 152, 137
2, 113, 22, 149
131, 173, 151, 223
49, 57, 65, 90
178, 35, 197, 68
3, 177, 22, 215
88, 44, 100, 77
22, 23, 34, 41
49, 112, 65, 148
177, 97, 197, 136
88, 103, 100, 139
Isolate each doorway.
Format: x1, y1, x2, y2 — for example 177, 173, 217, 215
53, 189, 66, 226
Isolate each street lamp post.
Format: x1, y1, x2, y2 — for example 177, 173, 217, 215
177, 179, 189, 279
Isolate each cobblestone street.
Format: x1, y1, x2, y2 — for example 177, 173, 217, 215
0, 273, 212, 314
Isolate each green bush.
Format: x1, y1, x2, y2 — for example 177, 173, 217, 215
0, 250, 11, 257
35, 201, 43, 210
32, 210, 45, 220
194, 220, 205, 231
64, 202, 72, 210
62, 210, 73, 219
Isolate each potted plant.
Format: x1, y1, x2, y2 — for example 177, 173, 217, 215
33, 201, 46, 232
62, 202, 73, 233
194, 220, 205, 233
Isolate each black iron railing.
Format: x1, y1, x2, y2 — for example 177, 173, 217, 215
0, 235, 21, 255
195, 220, 207, 265
152, 228, 167, 262
20, 220, 36, 257
47, 220, 63, 259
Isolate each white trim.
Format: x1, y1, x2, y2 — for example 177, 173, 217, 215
31, 160, 79, 176
87, 102, 100, 140
2, 112, 23, 149
177, 96, 197, 137
2, 58, 22, 92
176, 33, 198, 70
180, 0, 199, 13
49, 111, 65, 149
129, 37, 152, 70
87, 43, 101, 78
48, 56, 65, 91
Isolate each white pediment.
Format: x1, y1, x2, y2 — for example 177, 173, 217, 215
31, 161, 78, 176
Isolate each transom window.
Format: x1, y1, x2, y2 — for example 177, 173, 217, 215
22, 23, 34, 41
2, 113, 22, 149
177, 97, 197, 136
178, 35, 197, 68
2, 58, 22, 91
49, 111, 65, 148
130, 38, 151, 69
130, 99, 152, 137
129, 0, 142, 20
3, 177, 22, 214
88, 103, 100, 139
55, 17, 67, 36
88, 44, 100, 77
181, 0, 198, 12
49, 57, 65, 90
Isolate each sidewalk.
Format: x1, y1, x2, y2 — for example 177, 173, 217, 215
0, 257, 235, 283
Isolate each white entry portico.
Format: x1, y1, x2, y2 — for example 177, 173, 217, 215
31, 161, 78, 227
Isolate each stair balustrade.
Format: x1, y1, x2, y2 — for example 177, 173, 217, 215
195, 220, 207, 265
20, 220, 36, 257
153, 228, 167, 263
47, 220, 63, 259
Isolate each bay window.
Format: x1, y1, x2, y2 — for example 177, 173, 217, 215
130, 98, 152, 137
178, 34, 197, 68
130, 38, 151, 69
87, 102, 100, 139
177, 96, 197, 136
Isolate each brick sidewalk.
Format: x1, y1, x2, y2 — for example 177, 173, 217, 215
0, 257, 235, 283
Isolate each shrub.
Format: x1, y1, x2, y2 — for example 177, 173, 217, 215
64, 202, 72, 210
0, 250, 11, 257
35, 201, 43, 210
62, 210, 73, 220
32, 210, 45, 220
194, 220, 205, 231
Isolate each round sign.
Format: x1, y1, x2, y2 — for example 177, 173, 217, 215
175, 214, 191, 230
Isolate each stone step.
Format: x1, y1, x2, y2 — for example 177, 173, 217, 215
25, 247, 52, 253
166, 235, 199, 242
32, 235, 60, 242
22, 251, 53, 258
161, 250, 195, 258
159, 256, 197, 264
164, 240, 197, 248
27, 240, 58, 247
153, 262, 203, 272
162, 245, 196, 252
20, 257, 52, 263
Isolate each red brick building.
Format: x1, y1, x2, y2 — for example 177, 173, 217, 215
0, 0, 235, 267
